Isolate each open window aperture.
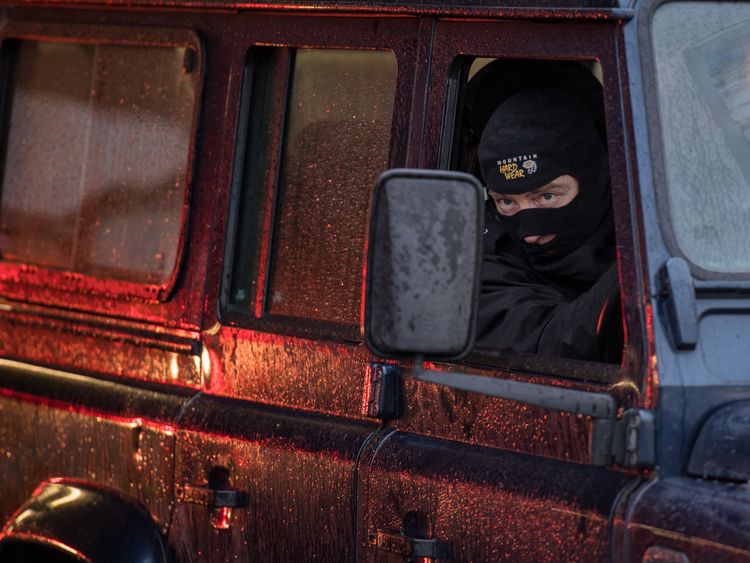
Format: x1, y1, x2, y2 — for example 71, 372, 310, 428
423, 21, 639, 380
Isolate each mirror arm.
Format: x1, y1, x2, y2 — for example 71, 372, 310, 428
411, 358, 655, 468
412, 357, 617, 419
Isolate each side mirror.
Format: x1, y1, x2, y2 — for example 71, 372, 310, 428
364, 168, 484, 361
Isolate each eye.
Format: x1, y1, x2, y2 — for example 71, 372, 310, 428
492, 196, 517, 215
536, 192, 561, 206
489, 193, 520, 215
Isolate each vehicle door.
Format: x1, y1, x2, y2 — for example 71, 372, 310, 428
168, 13, 430, 561
357, 17, 654, 562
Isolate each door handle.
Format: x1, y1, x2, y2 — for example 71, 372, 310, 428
176, 483, 248, 530
175, 483, 248, 508
370, 528, 445, 560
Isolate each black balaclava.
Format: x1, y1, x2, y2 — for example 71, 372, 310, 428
478, 87, 612, 279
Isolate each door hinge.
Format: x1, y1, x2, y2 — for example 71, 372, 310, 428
592, 408, 655, 469
364, 363, 403, 420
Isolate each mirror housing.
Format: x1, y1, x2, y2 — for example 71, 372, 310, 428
364, 168, 483, 361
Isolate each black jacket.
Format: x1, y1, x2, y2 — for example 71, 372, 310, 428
476, 210, 622, 363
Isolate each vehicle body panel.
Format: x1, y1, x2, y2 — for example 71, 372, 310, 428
622, 478, 750, 562
0, 0, 747, 561
170, 394, 375, 560
0, 360, 186, 531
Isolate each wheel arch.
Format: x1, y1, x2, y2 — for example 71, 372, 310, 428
0, 478, 167, 563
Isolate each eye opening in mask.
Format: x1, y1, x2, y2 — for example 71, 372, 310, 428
487, 175, 580, 217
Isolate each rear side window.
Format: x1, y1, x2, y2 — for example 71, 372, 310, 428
652, 2, 750, 275
0, 38, 199, 287
227, 47, 397, 331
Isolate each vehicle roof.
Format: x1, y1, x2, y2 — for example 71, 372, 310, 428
3, 0, 630, 18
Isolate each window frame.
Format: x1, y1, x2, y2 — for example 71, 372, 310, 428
220, 15, 421, 343
640, 0, 750, 281
0, 21, 203, 302
422, 19, 645, 386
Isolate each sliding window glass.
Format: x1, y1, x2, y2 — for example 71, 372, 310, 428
0, 39, 199, 286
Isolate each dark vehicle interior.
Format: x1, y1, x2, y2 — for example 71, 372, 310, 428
443, 57, 623, 369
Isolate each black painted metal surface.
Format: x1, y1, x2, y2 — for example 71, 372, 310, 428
688, 400, 750, 483
1, 0, 625, 15
170, 395, 376, 560
0, 0, 747, 561
623, 477, 750, 562
360, 431, 630, 562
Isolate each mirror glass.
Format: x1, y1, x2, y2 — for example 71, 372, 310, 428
364, 169, 483, 360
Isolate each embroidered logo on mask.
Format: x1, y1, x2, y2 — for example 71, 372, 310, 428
497, 154, 538, 180
498, 162, 524, 180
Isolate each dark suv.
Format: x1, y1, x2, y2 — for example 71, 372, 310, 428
0, 0, 748, 561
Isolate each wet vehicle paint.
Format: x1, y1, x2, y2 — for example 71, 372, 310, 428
0, 0, 747, 561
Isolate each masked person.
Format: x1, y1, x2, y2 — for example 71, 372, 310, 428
476, 87, 622, 363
